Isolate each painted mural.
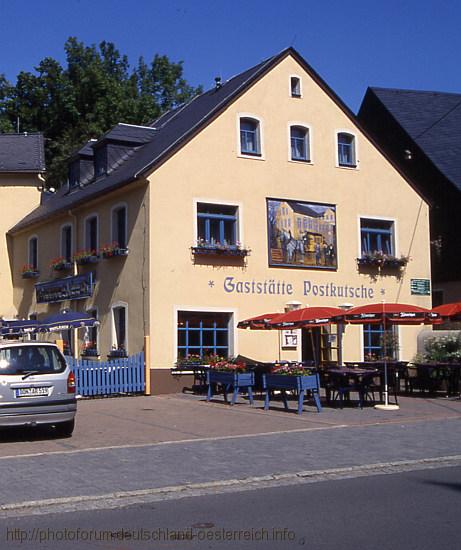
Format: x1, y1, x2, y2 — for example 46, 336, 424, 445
267, 199, 337, 269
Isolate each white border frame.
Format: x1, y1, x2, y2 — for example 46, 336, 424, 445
287, 122, 313, 164
335, 129, 359, 169
356, 214, 399, 259
289, 74, 303, 98
236, 113, 265, 160
111, 301, 128, 353
192, 198, 244, 248
110, 202, 128, 248
173, 305, 238, 364
59, 223, 73, 260
83, 213, 99, 252
27, 234, 39, 269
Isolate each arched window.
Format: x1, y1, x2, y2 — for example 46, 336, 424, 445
61, 225, 72, 262
240, 117, 261, 156
85, 215, 98, 252
28, 237, 38, 270
290, 126, 310, 161
337, 132, 356, 167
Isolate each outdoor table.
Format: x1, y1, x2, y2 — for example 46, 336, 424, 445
326, 367, 378, 408
344, 361, 408, 403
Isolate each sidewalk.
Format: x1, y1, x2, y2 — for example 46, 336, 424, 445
1, 392, 461, 457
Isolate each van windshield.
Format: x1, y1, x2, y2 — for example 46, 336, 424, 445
0, 346, 66, 375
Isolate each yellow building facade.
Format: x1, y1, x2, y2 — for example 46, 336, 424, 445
6, 49, 433, 392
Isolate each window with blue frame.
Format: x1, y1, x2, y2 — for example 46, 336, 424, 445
197, 203, 238, 247
363, 323, 398, 360
337, 132, 356, 167
240, 118, 261, 156
360, 219, 394, 256
177, 312, 231, 359
290, 126, 310, 161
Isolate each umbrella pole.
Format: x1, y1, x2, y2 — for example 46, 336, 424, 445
374, 311, 399, 411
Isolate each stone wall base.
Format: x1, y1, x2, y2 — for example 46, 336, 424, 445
149, 369, 197, 395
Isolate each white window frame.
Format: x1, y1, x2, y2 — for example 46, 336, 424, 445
335, 129, 359, 169
60, 223, 73, 261
357, 215, 399, 259
287, 122, 313, 164
237, 113, 265, 160
83, 213, 99, 252
111, 301, 128, 353
289, 74, 302, 98
173, 305, 237, 364
192, 198, 244, 247
110, 202, 128, 248
27, 235, 39, 270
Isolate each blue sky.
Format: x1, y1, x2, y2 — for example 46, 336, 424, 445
0, 0, 460, 112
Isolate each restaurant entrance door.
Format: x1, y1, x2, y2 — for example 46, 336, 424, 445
302, 326, 339, 365
301, 328, 321, 364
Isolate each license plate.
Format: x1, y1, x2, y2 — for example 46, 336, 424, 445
15, 387, 50, 398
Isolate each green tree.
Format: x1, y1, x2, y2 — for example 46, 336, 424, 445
0, 37, 202, 186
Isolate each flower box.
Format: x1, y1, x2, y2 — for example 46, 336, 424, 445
262, 373, 322, 414
206, 370, 255, 405
357, 254, 409, 269
52, 261, 73, 271
75, 255, 99, 265
102, 247, 129, 259
191, 245, 250, 258
108, 349, 128, 358
21, 270, 40, 279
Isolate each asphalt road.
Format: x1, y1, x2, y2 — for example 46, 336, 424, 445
2, 465, 460, 550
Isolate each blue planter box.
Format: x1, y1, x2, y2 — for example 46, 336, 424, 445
206, 370, 255, 405
262, 373, 322, 414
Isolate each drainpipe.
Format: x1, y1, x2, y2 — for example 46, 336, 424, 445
68, 209, 79, 358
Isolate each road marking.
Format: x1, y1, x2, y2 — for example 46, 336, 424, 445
2, 455, 461, 518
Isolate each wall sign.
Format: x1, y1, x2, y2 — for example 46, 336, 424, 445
410, 279, 431, 296
281, 329, 298, 349
36, 273, 94, 303
267, 198, 337, 269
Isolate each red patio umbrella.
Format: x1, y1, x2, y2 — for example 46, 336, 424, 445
432, 302, 461, 320
268, 306, 345, 328
237, 312, 284, 330
340, 302, 439, 410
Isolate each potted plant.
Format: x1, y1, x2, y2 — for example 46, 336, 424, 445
206, 358, 255, 404
191, 239, 251, 258
49, 256, 73, 271
21, 264, 40, 279
262, 363, 322, 414
81, 342, 99, 358
100, 241, 129, 259
72, 249, 99, 265
108, 346, 128, 358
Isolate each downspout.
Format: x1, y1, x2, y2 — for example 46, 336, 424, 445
68, 209, 79, 358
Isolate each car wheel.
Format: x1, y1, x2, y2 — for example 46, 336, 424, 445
54, 419, 75, 438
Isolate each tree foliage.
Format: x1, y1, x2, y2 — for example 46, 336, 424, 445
0, 37, 202, 186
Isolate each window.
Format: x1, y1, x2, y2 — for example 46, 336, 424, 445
112, 305, 127, 351
177, 311, 231, 359
85, 308, 99, 352
61, 225, 72, 262
290, 76, 301, 97
112, 206, 127, 249
290, 126, 310, 161
28, 237, 38, 270
197, 203, 237, 246
363, 324, 398, 361
360, 219, 394, 256
240, 117, 261, 156
85, 216, 98, 252
337, 132, 356, 167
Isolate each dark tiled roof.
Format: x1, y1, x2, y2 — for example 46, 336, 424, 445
9, 47, 363, 234
287, 201, 323, 218
369, 88, 461, 191
0, 133, 45, 173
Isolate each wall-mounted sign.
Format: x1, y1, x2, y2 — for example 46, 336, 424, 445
267, 198, 337, 270
36, 273, 94, 303
410, 279, 431, 296
282, 329, 298, 349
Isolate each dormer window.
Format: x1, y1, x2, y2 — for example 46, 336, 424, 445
94, 147, 107, 178
290, 76, 301, 97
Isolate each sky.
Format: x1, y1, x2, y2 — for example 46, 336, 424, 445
0, 0, 460, 113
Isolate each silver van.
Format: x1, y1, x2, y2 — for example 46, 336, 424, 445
0, 341, 77, 437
